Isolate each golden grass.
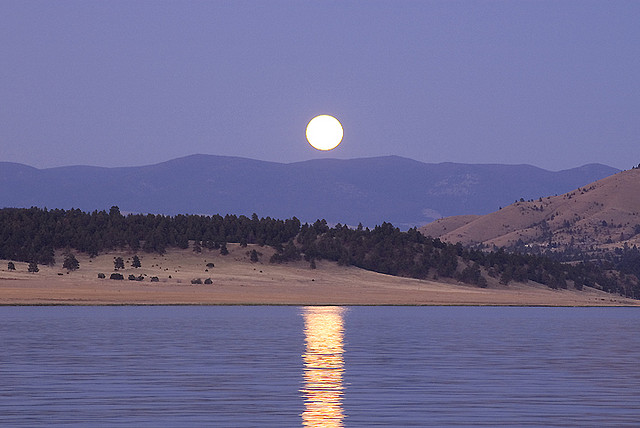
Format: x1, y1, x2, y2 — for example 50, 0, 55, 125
1, 244, 636, 306
420, 168, 640, 251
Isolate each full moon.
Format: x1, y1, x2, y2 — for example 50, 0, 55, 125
306, 115, 343, 151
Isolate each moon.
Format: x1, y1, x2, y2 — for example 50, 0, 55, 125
306, 115, 343, 151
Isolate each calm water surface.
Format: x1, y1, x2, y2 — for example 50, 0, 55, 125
1, 306, 639, 427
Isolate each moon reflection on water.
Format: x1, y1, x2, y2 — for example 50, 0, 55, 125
300, 306, 346, 427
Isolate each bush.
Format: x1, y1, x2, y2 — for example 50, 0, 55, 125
206, 262, 215, 268
7, 262, 16, 271
150, 276, 159, 282
28, 262, 39, 273
128, 274, 136, 281
110, 273, 124, 280
204, 278, 213, 285
191, 278, 203, 285
97, 273, 106, 279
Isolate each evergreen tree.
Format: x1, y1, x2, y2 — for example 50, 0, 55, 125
28, 262, 39, 273
63, 253, 80, 271
131, 255, 141, 268
114, 256, 125, 270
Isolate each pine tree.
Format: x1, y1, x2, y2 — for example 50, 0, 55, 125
131, 255, 141, 268
220, 243, 229, 256
114, 256, 125, 270
63, 253, 80, 271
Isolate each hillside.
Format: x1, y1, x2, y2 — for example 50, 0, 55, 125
2, 206, 638, 298
420, 167, 640, 255
0, 155, 618, 228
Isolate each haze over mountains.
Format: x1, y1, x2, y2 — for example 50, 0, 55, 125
420, 167, 640, 254
0, 154, 618, 228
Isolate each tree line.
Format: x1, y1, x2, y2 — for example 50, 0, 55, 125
1, 206, 637, 298
0, 206, 300, 263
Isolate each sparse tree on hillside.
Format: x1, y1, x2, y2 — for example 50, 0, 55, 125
131, 255, 141, 268
63, 253, 80, 271
28, 262, 39, 273
114, 256, 125, 270
7, 262, 15, 271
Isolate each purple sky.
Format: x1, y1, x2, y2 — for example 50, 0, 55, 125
1, 1, 638, 171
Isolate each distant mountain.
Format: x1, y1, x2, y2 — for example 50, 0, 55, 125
0, 154, 619, 228
419, 167, 640, 253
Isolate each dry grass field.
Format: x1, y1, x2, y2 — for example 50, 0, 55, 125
1, 244, 636, 306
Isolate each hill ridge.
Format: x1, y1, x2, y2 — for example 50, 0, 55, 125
420, 167, 640, 255
0, 154, 619, 228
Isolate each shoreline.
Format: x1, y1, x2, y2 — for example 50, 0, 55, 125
2, 303, 637, 307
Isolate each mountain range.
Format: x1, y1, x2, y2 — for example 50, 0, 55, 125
0, 154, 619, 228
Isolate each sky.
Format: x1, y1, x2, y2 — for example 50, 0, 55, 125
1, 0, 639, 171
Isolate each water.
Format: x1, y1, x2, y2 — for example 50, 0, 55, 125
1, 306, 639, 427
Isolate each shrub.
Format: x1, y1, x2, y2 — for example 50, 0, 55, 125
7, 262, 15, 271
128, 274, 137, 280
28, 262, 39, 273
206, 262, 215, 268
191, 278, 203, 285
97, 273, 106, 279
150, 276, 159, 282
110, 273, 124, 280
204, 278, 213, 284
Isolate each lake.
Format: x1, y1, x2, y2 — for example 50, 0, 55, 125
1, 306, 639, 427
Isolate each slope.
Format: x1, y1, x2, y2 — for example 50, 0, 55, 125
420, 167, 640, 254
